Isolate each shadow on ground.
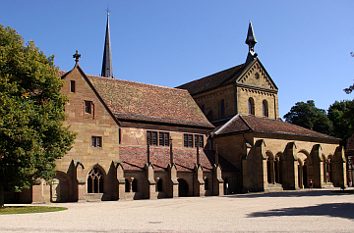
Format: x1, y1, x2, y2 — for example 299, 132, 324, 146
248, 203, 354, 220
225, 190, 352, 198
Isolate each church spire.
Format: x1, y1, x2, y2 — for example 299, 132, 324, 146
245, 21, 258, 63
101, 10, 113, 78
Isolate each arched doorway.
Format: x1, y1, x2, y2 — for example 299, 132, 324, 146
178, 178, 189, 197
87, 167, 104, 193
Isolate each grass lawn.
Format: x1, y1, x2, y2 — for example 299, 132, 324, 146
0, 206, 67, 215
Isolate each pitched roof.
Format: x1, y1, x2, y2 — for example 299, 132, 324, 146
215, 114, 340, 143
119, 146, 213, 171
84, 74, 213, 128
177, 64, 245, 95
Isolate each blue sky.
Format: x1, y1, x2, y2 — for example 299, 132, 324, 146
1, 0, 353, 117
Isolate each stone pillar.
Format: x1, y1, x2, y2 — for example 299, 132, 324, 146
167, 164, 178, 198
74, 161, 86, 202
194, 165, 205, 197
332, 146, 347, 188
115, 162, 126, 200
213, 164, 224, 196
311, 144, 324, 188
282, 142, 298, 190
145, 163, 157, 199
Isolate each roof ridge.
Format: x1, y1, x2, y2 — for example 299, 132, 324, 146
88, 74, 189, 92
177, 63, 244, 88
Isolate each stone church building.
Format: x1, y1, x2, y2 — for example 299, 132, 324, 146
6, 18, 347, 203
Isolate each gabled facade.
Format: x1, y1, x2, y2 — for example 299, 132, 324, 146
178, 22, 347, 194
28, 61, 222, 203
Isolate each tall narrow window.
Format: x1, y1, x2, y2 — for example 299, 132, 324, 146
262, 100, 269, 117
147, 131, 158, 146
194, 135, 204, 147
91, 136, 102, 147
248, 97, 255, 115
87, 167, 104, 193
159, 132, 170, 146
84, 100, 93, 114
70, 80, 76, 92
184, 134, 194, 147
220, 99, 225, 118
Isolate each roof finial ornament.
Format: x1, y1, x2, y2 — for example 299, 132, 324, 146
101, 8, 113, 78
245, 21, 258, 63
73, 50, 81, 64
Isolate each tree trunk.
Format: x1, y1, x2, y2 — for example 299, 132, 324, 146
0, 183, 4, 208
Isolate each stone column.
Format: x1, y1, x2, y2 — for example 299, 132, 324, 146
311, 144, 324, 188
115, 162, 126, 200
74, 161, 86, 202
282, 142, 298, 190
213, 164, 224, 196
145, 163, 157, 199
167, 163, 178, 198
194, 165, 205, 197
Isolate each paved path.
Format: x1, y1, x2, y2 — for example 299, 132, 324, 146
1, 190, 354, 232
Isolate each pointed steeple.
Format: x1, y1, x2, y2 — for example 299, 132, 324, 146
245, 21, 258, 63
101, 11, 113, 78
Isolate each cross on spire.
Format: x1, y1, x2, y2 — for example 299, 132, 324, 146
73, 50, 81, 64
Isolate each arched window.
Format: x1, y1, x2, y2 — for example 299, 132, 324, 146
87, 167, 104, 193
204, 178, 209, 190
156, 179, 163, 192
248, 97, 255, 115
132, 179, 138, 192
262, 100, 269, 117
125, 178, 130, 192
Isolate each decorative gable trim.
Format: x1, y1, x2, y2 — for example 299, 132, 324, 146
235, 58, 278, 91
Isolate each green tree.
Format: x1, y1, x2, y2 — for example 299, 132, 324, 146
0, 25, 75, 207
328, 100, 354, 144
284, 100, 333, 135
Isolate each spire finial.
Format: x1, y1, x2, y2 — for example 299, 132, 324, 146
73, 50, 81, 64
101, 10, 113, 78
245, 21, 258, 63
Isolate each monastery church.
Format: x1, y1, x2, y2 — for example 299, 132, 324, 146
6, 16, 347, 203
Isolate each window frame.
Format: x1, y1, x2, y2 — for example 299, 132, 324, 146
70, 80, 76, 92
91, 136, 102, 148
84, 100, 93, 114
184, 134, 194, 148
248, 97, 255, 115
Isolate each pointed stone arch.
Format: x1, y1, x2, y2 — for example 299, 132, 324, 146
87, 164, 106, 194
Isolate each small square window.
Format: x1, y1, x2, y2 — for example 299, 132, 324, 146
91, 136, 102, 147
85, 101, 93, 114
70, 80, 76, 92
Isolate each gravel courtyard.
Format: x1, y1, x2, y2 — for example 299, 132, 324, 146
1, 189, 354, 233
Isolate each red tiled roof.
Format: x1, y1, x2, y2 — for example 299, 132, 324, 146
215, 114, 340, 142
119, 146, 213, 171
87, 75, 213, 128
177, 64, 245, 95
